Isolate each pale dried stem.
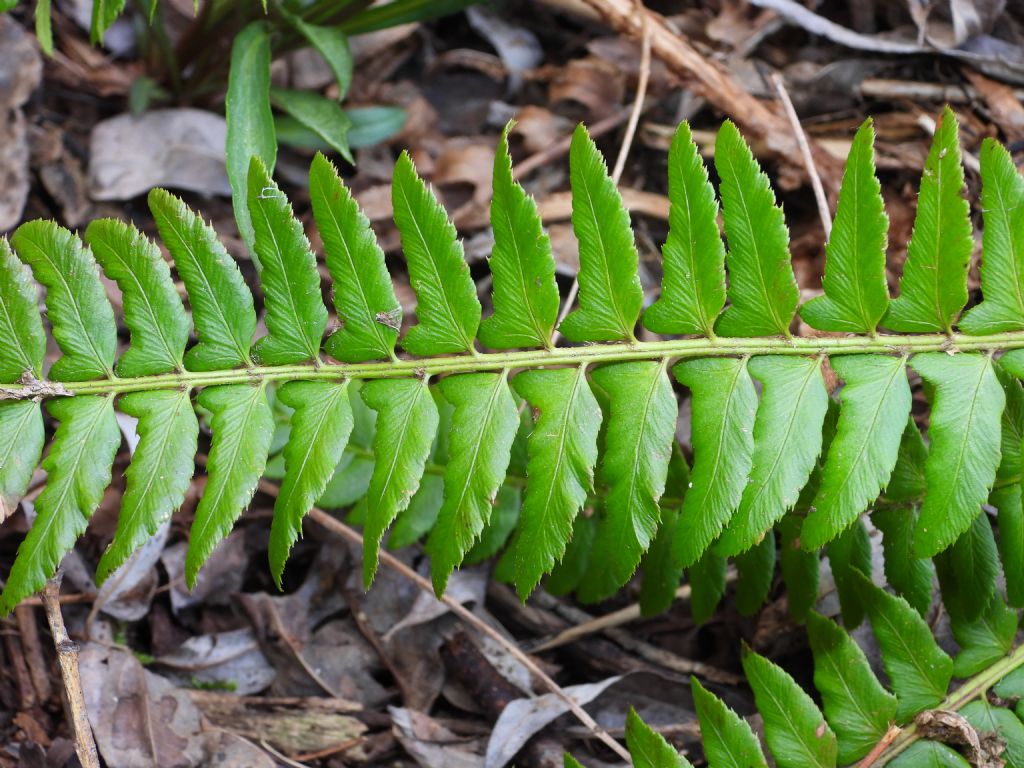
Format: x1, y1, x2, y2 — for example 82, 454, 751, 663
41, 579, 100, 768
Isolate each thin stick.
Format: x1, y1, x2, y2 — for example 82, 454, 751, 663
41, 579, 100, 768
550, 0, 653, 347
296, 499, 633, 763
771, 72, 831, 239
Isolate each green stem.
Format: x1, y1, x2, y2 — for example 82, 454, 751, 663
5, 331, 1024, 401
874, 643, 1024, 765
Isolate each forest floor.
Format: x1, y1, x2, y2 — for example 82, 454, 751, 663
2, 1, 1024, 766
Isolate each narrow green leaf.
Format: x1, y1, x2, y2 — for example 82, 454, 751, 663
0, 401, 43, 519
226, 21, 276, 255
186, 384, 273, 588
780, 514, 819, 621
717, 356, 828, 557
741, 646, 837, 768
996, 361, 1024, 482
625, 708, 692, 768
393, 151, 480, 356
951, 593, 1017, 677
690, 677, 767, 768
464, 485, 519, 565
90, 0, 125, 44
884, 106, 972, 333
310, 153, 400, 363
0, 237, 45, 382
510, 365, 600, 598
579, 361, 676, 602
872, 508, 934, 617
934, 511, 999, 623
961, 701, 1024, 767
35, 0, 52, 55
280, 12, 353, 99
389, 473, 443, 550
545, 514, 595, 596
427, 372, 517, 593
735, 529, 776, 616
993, 484, 1024, 607
889, 741, 971, 767
149, 189, 256, 371
96, 390, 197, 583
12, 221, 116, 381
714, 120, 798, 337
270, 382, 353, 586
828, 517, 873, 627
689, 547, 727, 624
856, 571, 953, 721
85, 218, 188, 376
800, 119, 889, 333
361, 378, 438, 587
564, 756, 586, 768
640, 505, 683, 616
247, 157, 328, 365
802, 354, 910, 549
643, 121, 725, 337
340, 0, 477, 35
0, 396, 119, 614
558, 124, 642, 343
347, 106, 406, 149
479, 122, 559, 350
806, 611, 897, 763
910, 353, 1004, 557
885, 417, 929, 503
270, 89, 352, 164
672, 356, 757, 567
959, 139, 1024, 333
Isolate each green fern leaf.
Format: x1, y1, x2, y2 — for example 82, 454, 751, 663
800, 119, 889, 333
961, 701, 1024, 766
780, 514, 818, 621
689, 548, 727, 624
226, 21, 276, 255
545, 515, 594, 596
85, 219, 188, 376
690, 677, 767, 768
717, 356, 828, 557
310, 153, 401, 363
993, 484, 1024, 607
806, 611, 897, 763
90, 0, 125, 44
389, 473, 443, 550
934, 511, 999, 623
735, 529, 776, 616
427, 373, 517, 593
741, 645, 837, 768
12, 221, 116, 381
950, 592, 1017, 677
996, 361, 1024, 482
713, 120, 798, 338
802, 355, 910, 549
558, 124, 643, 343
510, 365, 600, 598
578, 361, 675, 602
959, 139, 1024, 333
185, 384, 273, 587
361, 378, 438, 587
0, 396, 120, 613
643, 121, 725, 337
393, 151, 480, 355
828, 518, 873, 627
855, 570, 953, 721
888, 740, 971, 767
464, 485, 519, 565
479, 122, 559, 349
96, 390, 197, 583
884, 106, 972, 333
247, 157, 328, 365
885, 416, 929, 503
672, 357, 756, 568
0, 402, 44, 519
148, 189, 257, 371
270, 382, 353, 586
910, 353, 1004, 557
640, 506, 683, 616
0, 237, 45, 381
872, 508, 934, 616
625, 707, 692, 768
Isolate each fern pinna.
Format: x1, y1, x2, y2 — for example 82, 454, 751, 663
1, 106, 1024, 624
